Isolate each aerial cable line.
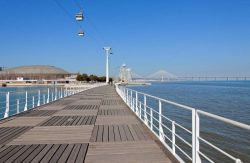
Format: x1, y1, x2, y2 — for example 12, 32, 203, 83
53, 0, 85, 38
53, 0, 104, 46
53, 0, 83, 28
53, 0, 109, 46
73, 0, 83, 11
71, 0, 109, 45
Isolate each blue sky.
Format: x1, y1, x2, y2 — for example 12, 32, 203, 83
0, 0, 250, 77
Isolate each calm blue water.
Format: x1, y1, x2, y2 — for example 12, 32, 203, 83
0, 86, 63, 118
129, 81, 250, 163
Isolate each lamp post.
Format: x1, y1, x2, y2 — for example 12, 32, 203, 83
103, 47, 112, 83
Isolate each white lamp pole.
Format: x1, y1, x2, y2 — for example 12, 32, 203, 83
103, 47, 112, 83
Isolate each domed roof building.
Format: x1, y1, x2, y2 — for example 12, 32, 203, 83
0, 65, 70, 81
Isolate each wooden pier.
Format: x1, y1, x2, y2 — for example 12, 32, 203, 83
0, 86, 174, 163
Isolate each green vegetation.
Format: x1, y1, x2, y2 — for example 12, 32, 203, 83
76, 74, 112, 83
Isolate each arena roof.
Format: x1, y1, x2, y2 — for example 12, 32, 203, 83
0, 65, 69, 75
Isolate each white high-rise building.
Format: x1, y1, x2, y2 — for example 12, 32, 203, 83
119, 64, 132, 83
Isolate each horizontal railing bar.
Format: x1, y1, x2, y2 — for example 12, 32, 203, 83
198, 151, 215, 163
175, 123, 192, 134
197, 110, 250, 130
163, 133, 173, 144
175, 144, 192, 160
199, 137, 238, 161
175, 132, 192, 148
161, 114, 173, 123
161, 122, 172, 132
127, 88, 195, 111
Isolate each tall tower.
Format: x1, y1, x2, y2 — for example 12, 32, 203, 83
103, 47, 112, 83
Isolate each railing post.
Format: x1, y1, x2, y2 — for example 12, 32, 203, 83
150, 108, 153, 130
61, 87, 63, 98
139, 101, 142, 118
144, 95, 148, 125
126, 89, 128, 104
132, 98, 135, 112
24, 91, 27, 111
136, 92, 138, 115
130, 91, 133, 108
52, 92, 54, 102
159, 100, 164, 141
58, 90, 61, 99
17, 99, 19, 114
47, 88, 50, 103
37, 90, 40, 106
54, 88, 57, 101
32, 96, 35, 108
172, 121, 176, 155
192, 109, 201, 163
43, 94, 45, 104
4, 92, 10, 118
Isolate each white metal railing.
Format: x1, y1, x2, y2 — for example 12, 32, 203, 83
115, 85, 249, 163
0, 83, 106, 120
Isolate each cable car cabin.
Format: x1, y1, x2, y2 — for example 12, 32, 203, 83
75, 12, 84, 21
78, 32, 84, 37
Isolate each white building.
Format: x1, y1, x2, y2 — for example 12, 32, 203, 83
119, 64, 132, 83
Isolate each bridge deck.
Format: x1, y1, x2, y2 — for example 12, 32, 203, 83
0, 86, 173, 163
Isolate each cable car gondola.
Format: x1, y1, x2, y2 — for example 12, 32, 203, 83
75, 12, 84, 21
78, 31, 84, 37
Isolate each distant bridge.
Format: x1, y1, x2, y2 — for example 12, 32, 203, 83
133, 76, 250, 82
130, 70, 250, 81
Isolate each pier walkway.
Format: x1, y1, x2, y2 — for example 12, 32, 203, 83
0, 86, 173, 163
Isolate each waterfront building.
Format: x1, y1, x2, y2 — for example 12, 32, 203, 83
0, 65, 73, 84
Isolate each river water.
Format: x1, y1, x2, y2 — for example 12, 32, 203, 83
128, 81, 250, 163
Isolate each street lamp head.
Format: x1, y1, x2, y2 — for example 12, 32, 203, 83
103, 47, 111, 51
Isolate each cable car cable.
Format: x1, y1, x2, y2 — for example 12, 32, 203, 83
73, 0, 83, 11
53, 0, 83, 29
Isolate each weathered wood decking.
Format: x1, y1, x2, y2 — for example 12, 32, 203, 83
0, 86, 174, 163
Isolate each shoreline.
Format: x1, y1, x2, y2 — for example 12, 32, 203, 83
0, 83, 66, 88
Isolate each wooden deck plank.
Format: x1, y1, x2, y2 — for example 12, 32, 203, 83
0, 117, 49, 127
119, 125, 128, 141
124, 125, 134, 141
0, 127, 31, 145
49, 144, 68, 163
113, 125, 121, 142
96, 125, 103, 142
22, 145, 46, 163
8, 126, 93, 145
75, 144, 88, 163
95, 116, 139, 125
13, 145, 39, 163
85, 141, 172, 163
90, 126, 98, 142
6, 145, 32, 163
77, 116, 86, 125
108, 125, 115, 142
40, 144, 60, 163
67, 144, 81, 163
0, 145, 23, 162
103, 125, 109, 142
57, 144, 74, 163
31, 144, 53, 163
